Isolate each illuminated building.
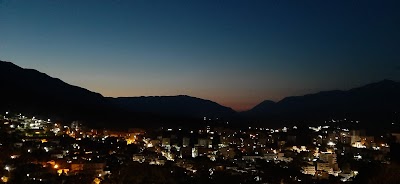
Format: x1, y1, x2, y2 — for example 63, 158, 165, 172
162, 138, 171, 147
182, 137, 190, 147
302, 165, 316, 175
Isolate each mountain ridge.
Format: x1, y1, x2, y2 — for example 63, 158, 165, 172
0, 60, 236, 127
1, 60, 399, 128
243, 79, 400, 127
109, 95, 236, 119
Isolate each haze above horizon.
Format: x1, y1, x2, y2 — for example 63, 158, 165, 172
1, 0, 399, 111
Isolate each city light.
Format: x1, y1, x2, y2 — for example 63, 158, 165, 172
1, 176, 9, 183
4, 166, 10, 171
0, 1, 398, 182
327, 142, 336, 146
0, 111, 396, 183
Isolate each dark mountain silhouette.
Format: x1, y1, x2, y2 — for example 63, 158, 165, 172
0, 60, 153, 128
248, 100, 276, 114
109, 95, 236, 119
243, 79, 400, 127
1, 60, 399, 129
0, 60, 233, 127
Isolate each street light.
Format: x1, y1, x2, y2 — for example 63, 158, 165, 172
1, 176, 9, 183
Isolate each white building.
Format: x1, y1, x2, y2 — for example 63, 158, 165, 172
317, 162, 333, 174
302, 165, 316, 175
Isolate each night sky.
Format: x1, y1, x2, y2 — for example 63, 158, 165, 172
1, 0, 399, 111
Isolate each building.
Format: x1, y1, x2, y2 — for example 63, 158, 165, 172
180, 147, 192, 158
70, 163, 105, 175
197, 138, 212, 148
182, 137, 190, 147
317, 162, 333, 174
392, 133, 400, 143
302, 165, 316, 175
71, 121, 82, 132
320, 152, 338, 170
219, 147, 236, 159
162, 138, 171, 147
350, 130, 365, 145
242, 155, 262, 162
132, 154, 145, 163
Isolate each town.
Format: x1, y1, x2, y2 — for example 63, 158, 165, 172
1, 112, 399, 183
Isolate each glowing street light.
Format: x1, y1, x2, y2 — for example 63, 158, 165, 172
1, 176, 9, 183
327, 142, 336, 146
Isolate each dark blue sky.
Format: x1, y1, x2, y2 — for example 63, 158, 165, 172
1, 0, 399, 110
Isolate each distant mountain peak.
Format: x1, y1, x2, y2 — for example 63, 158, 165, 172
369, 79, 397, 85
2, 59, 400, 128
248, 100, 276, 113
351, 79, 399, 91
0, 60, 120, 126
110, 95, 236, 118
254, 100, 276, 108
0, 60, 22, 69
244, 79, 400, 126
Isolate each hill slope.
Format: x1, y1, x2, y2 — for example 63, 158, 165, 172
0, 60, 234, 127
244, 80, 400, 125
109, 95, 236, 119
0, 60, 150, 128
1, 60, 399, 128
